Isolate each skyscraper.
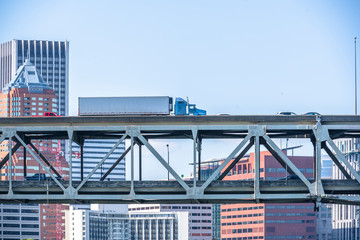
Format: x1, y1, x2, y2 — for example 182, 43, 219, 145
0, 58, 69, 240
0, 39, 69, 116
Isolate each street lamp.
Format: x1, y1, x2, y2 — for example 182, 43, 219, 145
167, 144, 170, 181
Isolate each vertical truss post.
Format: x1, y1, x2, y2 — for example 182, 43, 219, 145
315, 136, 322, 196
80, 143, 84, 181
254, 135, 260, 200
312, 118, 326, 197
131, 135, 135, 194
68, 130, 73, 187
192, 128, 198, 188
198, 138, 202, 181
8, 135, 13, 195
23, 146, 27, 178
139, 144, 142, 181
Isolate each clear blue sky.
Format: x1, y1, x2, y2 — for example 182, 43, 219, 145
1, 0, 360, 179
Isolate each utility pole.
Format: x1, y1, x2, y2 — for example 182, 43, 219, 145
356, 37, 358, 115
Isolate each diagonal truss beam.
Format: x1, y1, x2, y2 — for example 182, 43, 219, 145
101, 146, 131, 181
28, 142, 61, 178
136, 133, 190, 191
322, 142, 352, 179
326, 138, 360, 184
200, 133, 253, 192
14, 134, 66, 192
0, 142, 21, 169
218, 138, 254, 180
262, 134, 313, 191
261, 139, 296, 175
76, 134, 127, 191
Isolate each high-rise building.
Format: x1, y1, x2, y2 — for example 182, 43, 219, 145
220, 150, 316, 240
200, 158, 223, 240
0, 58, 69, 240
332, 138, 360, 239
65, 204, 188, 240
71, 139, 126, 181
0, 39, 69, 116
128, 204, 212, 240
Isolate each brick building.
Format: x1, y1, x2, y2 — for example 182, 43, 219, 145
221, 150, 316, 240
0, 58, 69, 240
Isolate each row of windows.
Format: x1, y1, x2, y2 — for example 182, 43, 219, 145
266, 205, 313, 210
266, 236, 316, 239
222, 213, 264, 219
222, 206, 264, 212
24, 102, 56, 107
191, 219, 211, 223
3, 223, 39, 228
222, 235, 264, 240
266, 168, 313, 173
265, 219, 316, 224
266, 212, 313, 216
222, 220, 264, 226
2, 216, 38, 221
192, 213, 211, 216
191, 226, 211, 230
2, 231, 39, 236
162, 205, 211, 210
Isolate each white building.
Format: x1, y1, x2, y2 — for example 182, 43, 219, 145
128, 204, 212, 240
0, 39, 69, 116
65, 204, 188, 240
0, 203, 40, 240
332, 138, 360, 240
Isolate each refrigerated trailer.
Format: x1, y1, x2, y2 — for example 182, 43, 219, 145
78, 96, 173, 116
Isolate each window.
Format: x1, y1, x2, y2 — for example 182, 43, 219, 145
31, 97, 36, 100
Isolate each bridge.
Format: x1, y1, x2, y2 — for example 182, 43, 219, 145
0, 115, 360, 206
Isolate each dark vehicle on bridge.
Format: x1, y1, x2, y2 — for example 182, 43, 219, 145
277, 112, 296, 116
25, 173, 63, 181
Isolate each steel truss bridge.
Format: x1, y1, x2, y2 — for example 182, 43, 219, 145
0, 115, 360, 207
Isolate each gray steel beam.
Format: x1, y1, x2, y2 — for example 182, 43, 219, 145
28, 142, 61, 178
322, 142, 352, 179
14, 134, 66, 192
0, 142, 21, 169
262, 134, 313, 192
327, 137, 360, 184
261, 139, 296, 175
136, 133, 190, 191
76, 134, 128, 191
218, 138, 254, 180
254, 135, 260, 199
200, 134, 253, 192
101, 146, 131, 181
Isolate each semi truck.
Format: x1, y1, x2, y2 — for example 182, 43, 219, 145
78, 96, 206, 116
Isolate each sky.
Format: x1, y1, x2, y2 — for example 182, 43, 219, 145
0, 0, 360, 180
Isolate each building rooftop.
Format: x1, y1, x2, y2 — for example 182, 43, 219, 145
2, 58, 53, 94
